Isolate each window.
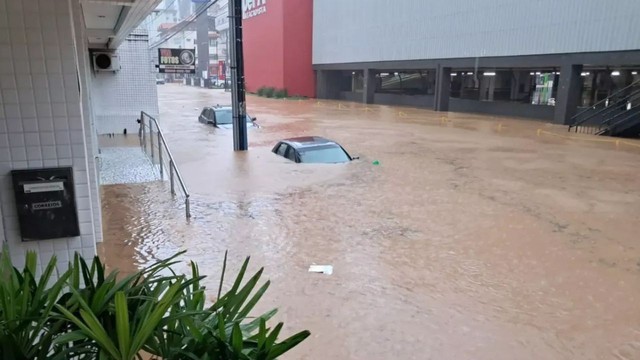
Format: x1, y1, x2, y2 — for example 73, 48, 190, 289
285, 148, 297, 162
298, 146, 351, 163
204, 108, 213, 122
276, 144, 287, 157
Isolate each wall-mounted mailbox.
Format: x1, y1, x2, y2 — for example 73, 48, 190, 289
11, 167, 80, 241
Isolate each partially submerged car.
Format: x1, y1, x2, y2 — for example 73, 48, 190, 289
198, 106, 258, 129
272, 136, 356, 163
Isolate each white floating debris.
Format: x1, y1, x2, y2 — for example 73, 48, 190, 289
308, 265, 333, 275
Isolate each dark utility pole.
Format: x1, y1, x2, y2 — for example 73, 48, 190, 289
196, 2, 209, 87
229, 0, 248, 150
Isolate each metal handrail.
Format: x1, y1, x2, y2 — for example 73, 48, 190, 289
139, 111, 191, 218
569, 80, 640, 130
572, 91, 640, 134
596, 104, 640, 136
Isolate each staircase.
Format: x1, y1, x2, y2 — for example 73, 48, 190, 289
568, 80, 640, 137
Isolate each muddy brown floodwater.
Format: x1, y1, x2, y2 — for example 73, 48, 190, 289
99, 84, 640, 360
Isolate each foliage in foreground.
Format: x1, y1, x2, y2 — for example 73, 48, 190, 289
0, 248, 309, 360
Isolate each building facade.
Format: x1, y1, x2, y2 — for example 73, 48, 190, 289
0, 0, 160, 272
312, 0, 640, 123
243, 0, 315, 97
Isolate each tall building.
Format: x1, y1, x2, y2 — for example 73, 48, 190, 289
242, 0, 315, 97
312, 0, 640, 124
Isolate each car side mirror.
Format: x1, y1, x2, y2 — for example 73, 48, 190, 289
251, 117, 257, 122
351, 156, 360, 161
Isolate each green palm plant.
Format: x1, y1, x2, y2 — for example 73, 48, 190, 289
53, 252, 203, 359
0, 248, 309, 360
145, 252, 310, 360
0, 249, 70, 360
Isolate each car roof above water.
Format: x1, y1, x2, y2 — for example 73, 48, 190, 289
282, 136, 338, 149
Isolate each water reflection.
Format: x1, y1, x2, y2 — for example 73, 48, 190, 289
99, 85, 640, 360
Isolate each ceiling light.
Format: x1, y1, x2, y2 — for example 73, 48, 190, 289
633, 71, 638, 75
581, 72, 590, 76
451, 73, 457, 76
394, 72, 399, 76
611, 71, 621, 76
467, 72, 473, 75
483, 72, 496, 76
535, 72, 541, 75
529, 72, 535, 75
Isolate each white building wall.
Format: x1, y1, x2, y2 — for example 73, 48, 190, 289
92, 31, 159, 135
312, 0, 640, 64
70, 0, 102, 243
0, 0, 97, 271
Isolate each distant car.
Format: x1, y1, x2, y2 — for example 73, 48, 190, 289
209, 78, 226, 88
272, 136, 355, 164
156, 78, 166, 85
198, 106, 258, 129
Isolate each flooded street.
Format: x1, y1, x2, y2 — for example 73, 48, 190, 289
100, 84, 640, 359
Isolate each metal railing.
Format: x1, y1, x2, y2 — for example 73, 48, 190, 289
568, 80, 640, 134
139, 111, 191, 218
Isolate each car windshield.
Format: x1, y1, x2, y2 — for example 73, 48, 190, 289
298, 145, 351, 163
214, 109, 252, 125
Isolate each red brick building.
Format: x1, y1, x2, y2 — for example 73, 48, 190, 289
243, 0, 315, 97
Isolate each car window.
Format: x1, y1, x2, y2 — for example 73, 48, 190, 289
298, 145, 351, 163
214, 109, 232, 125
212, 109, 253, 125
276, 143, 287, 157
285, 147, 297, 162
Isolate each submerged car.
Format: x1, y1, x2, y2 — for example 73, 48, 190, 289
272, 136, 355, 164
198, 106, 258, 129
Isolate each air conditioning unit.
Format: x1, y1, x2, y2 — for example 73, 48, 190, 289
92, 52, 120, 72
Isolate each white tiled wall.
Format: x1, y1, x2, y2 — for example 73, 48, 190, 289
92, 30, 159, 135
0, 0, 97, 272
70, 0, 102, 243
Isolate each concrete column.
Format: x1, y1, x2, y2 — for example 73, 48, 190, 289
363, 69, 376, 104
510, 71, 522, 100
316, 70, 344, 100
554, 64, 583, 124
426, 70, 437, 95
479, 74, 496, 101
316, 70, 330, 99
434, 66, 451, 112
488, 76, 496, 101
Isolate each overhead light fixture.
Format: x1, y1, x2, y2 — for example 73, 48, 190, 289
632, 71, 638, 75
467, 72, 473, 75
611, 71, 621, 76
581, 72, 590, 76
483, 72, 496, 76
555, 72, 560, 75
379, 72, 389, 76
529, 72, 535, 75
535, 72, 541, 75
451, 73, 457, 76
394, 72, 399, 76
351, 72, 356, 75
